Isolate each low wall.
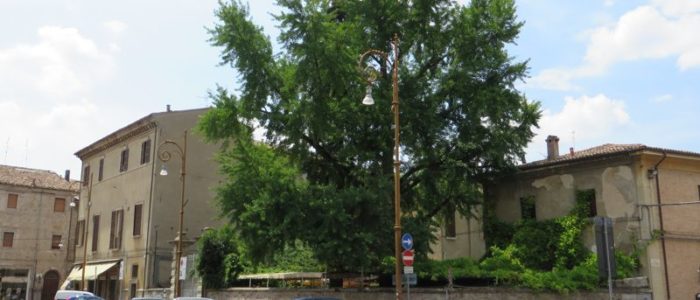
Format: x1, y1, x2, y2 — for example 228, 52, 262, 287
208, 287, 652, 300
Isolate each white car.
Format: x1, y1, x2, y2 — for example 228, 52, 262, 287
54, 290, 95, 300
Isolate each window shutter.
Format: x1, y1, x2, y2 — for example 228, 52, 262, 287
7, 194, 18, 209
54, 198, 65, 212
133, 204, 142, 236
92, 215, 99, 252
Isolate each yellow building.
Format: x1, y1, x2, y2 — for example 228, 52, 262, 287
0, 165, 79, 300
68, 107, 222, 300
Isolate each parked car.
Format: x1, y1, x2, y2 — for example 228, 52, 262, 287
173, 298, 214, 300
54, 290, 95, 300
67, 296, 104, 300
130, 298, 163, 300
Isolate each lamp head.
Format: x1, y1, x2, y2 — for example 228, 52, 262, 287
159, 164, 168, 176
362, 85, 374, 105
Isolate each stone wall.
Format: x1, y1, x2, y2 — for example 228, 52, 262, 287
208, 287, 652, 300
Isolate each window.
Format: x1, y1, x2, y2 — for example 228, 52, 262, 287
75, 220, 85, 246
2, 232, 13, 248
579, 189, 597, 218
129, 283, 137, 300
51, 235, 62, 249
109, 209, 124, 249
520, 196, 536, 220
445, 206, 456, 238
98, 158, 104, 181
92, 215, 100, 252
697, 185, 700, 200
133, 204, 142, 236
140, 140, 151, 164
131, 264, 139, 278
120, 148, 129, 172
54, 198, 66, 212
7, 193, 18, 209
83, 165, 90, 186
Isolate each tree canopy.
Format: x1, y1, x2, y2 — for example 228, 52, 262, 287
199, 0, 540, 272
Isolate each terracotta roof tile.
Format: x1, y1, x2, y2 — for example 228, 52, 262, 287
0, 164, 80, 192
520, 143, 700, 170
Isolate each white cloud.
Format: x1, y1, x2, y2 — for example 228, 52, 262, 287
0, 26, 115, 98
103, 20, 127, 34
526, 94, 630, 160
604, 0, 615, 7
652, 94, 673, 103
530, 0, 700, 90
0, 26, 115, 173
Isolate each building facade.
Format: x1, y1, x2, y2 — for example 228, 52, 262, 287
486, 136, 700, 299
0, 165, 79, 300
69, 108, 222, 300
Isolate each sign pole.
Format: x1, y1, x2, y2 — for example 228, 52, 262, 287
604, 219, 613, 300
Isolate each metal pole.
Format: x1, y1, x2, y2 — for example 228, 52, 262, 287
174, 130, 187, 298
82, 174, 94, 291
391, 34, 402, 300
604, 219, 613, 300
358, 33, 402, 300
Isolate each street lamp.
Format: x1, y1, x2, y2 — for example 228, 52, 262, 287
158, 130, 188, 298
358, 33, 402, 300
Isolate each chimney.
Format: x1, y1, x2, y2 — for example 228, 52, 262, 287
546, 135, 560, 160
64, 170, 70, 181
569, 147, 575, 156
166, 104, 171, 112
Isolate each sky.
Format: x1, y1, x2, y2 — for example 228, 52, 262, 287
1, 0, 699, 178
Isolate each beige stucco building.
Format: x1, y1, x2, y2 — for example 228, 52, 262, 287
0, 165, 80, 300
485, 136, 700, 299
68, 107, 222, 300
428, 207, 486, 261
429, 135, 700, 298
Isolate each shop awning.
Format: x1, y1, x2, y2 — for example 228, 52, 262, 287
65, 266, 84, 281
61, 261, 120, 290
82, 262, 119, 280
65, 261, 119, 281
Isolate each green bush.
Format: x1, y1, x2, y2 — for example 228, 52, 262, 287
554, 215, 588, 269
414, 257, 481, 280
483, 218, 515, 250
519, 255, 598, 293
615, 251, 638, 279
479, 245, 524, 284
512, 220, 562, 270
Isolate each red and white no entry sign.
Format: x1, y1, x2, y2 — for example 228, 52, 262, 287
402, 249, 414, 267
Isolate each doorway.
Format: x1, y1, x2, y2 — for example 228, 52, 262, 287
41, 271, 59, 300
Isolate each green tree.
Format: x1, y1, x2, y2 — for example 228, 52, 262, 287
200, 0, 540, 272
195, 227, 242, 288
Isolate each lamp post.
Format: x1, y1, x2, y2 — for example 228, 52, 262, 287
358, 33, 402, 300
158, 130, 188, 298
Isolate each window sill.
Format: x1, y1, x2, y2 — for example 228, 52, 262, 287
445, 236, 457, 240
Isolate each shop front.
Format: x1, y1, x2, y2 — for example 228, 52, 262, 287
61, 261, 121, 300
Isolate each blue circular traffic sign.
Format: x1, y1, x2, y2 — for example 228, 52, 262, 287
401, 233, 413, 250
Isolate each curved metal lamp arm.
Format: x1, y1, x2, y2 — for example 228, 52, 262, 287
358, 49, 389, 84
158, 140, 184, 164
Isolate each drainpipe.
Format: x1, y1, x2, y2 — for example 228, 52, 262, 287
652, 152, 670, 300
144, 124, 159, 296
